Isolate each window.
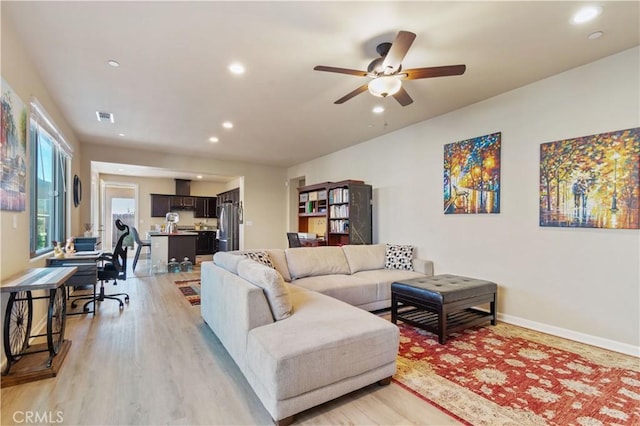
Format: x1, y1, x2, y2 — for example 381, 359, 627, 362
29, 100, 72, 257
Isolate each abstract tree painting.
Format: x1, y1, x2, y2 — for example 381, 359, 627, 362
1, 78, 28, 211
444, 132, 501, 214
539, 127, 640, 229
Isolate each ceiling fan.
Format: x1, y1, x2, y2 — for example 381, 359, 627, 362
314, 31, 466, 106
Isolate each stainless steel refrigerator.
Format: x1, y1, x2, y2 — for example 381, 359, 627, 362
217, 201, 239, 252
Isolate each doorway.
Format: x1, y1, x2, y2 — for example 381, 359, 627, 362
101, 181, 138, 251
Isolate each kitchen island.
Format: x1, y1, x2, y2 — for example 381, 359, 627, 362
149, 232, 197, 270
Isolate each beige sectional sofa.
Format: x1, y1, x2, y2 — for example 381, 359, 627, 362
200, 244, 434, 425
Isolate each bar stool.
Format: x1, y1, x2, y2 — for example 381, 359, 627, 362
132, 227, 151, 271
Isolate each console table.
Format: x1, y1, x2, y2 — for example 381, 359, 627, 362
1, 267, 76, 387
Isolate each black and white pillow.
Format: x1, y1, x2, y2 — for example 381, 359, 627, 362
243, 251, 275, 269
385, 244, 414, 271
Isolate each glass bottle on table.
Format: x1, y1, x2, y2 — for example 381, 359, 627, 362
168, 258, 180, 273
180, 257, 193, 272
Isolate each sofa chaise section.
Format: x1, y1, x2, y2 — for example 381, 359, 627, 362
200, 255, 399, 425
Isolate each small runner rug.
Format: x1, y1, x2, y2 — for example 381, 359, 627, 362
394, 322, 640, 425
174, 279, 201, 306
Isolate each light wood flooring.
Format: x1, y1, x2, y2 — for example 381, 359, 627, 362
1, 258, 460, 425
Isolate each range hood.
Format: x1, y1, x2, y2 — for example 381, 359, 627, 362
175, 179, 191, 196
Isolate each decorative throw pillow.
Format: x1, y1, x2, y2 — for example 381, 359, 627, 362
243, 251, 275, 269
385, 244, 414, 271
237, 258, 293, 320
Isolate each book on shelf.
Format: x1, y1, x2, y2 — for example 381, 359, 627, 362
329, 204, 349, 218
330, 219, 349, 233
329, 188, 349, 204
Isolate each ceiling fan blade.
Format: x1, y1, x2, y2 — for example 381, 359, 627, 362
381, 31, 416, 73
314, 65, 368, 77
392, 86, 413, 106
334, 84, 369, 104
403, 65, 466, 80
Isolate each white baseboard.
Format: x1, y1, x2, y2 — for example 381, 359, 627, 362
498, 312, 640, 358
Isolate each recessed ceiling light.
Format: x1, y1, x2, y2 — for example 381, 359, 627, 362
372, 106, 385, 114
196, 175, 203, 179
222, 121, 233, 129
229, 63, 245, 75
107, 59, 120, 68
118, 133, 125, 137
571, 6, 602, 24
588, 30, 604, 40
209, 136, 219, 143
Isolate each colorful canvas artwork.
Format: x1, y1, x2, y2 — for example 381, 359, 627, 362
444, 132, 501, 214
539, 127, 640, 229
1, 78, 28, 211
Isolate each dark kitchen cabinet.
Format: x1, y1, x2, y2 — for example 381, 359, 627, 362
194, 197, 217, 218
168, 234, 197, 263
195, 231, 216, 255
170, 196, 196, 209
151, 194, 172, 217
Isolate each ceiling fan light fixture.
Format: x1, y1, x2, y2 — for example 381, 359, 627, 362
368, 76, 402, 98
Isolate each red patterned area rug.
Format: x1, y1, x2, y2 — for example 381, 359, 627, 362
174, 279, 201, 306
394, 322, 640, 425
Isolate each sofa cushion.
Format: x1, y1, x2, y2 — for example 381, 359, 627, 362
291, 274, 377, 307
353, 269, 427, 302
213, 251, 245, 274
285, 246, 350, 280
237, 258, 293, 320
245, 289, 399, 400
265, 249, 292, 283
342, 244, 386, 273
385, 244, 414, 271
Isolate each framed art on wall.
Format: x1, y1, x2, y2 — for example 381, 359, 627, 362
539, 127, 640, 229
444, 132, 501, 214
1, 78, 28, 211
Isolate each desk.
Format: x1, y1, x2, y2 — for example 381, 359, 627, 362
300, 238, 326, 247
47, 251, 103, 315
73, 236, 101, 251
1, 267, 76, 386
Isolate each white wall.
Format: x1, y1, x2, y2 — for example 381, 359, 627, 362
83, 143, 288, 250
98, 173, 227, 233
0, 14, 83, 278
288, 47, 640, 353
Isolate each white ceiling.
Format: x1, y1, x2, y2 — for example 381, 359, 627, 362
4, 1, 639, 179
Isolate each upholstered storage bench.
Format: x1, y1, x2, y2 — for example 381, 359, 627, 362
391, 274, 497, 344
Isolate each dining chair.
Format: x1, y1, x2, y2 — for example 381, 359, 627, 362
287, 232, 302, 248
132, 226, 151, 271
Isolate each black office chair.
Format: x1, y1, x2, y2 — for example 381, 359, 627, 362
287, 232, 302, 248
75, 219, 131, 311
132, 226, 151, 272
